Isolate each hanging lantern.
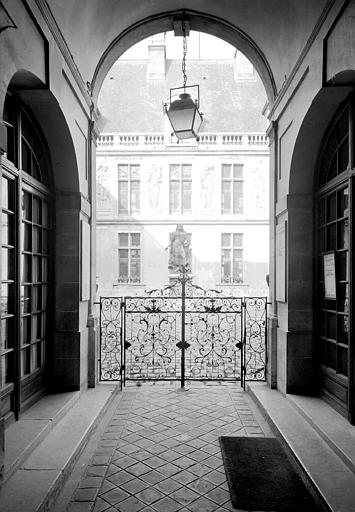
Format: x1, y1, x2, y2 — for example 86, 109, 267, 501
165, 85, 203, 139
163, 21, 203, 140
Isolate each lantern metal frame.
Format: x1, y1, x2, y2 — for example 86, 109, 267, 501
163, 19, 203, 140
164, 84, 203, 140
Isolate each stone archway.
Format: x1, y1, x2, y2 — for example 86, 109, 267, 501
285, 82, 354, 398
91, 9, 276, 106
1, 70, 83, 394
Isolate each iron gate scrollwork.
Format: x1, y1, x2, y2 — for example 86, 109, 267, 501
99, 276, 267, 388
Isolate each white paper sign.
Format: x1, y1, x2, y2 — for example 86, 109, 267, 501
323, 252, 336, 300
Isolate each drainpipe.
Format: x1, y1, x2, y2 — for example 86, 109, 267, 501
87, 90, 98, 388
267, 120, 278, 389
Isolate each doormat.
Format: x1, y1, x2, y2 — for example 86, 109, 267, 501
219, 436, 322, 511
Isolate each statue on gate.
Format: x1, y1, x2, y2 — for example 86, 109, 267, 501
167, 224, 191, 273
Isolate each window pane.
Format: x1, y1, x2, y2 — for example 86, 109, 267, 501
327, 193, 337, 222
21, 285, 31, 314
221, 181, 231, 213
130, 165, 140, 179
182, 181, 191, 212
42, 257, 48, 282
130, 233, 140, 246
1, 283, 11, 315
221, 249, 231, 283
233, 234, 243, 247
130, 249, 141, 282
233, 164, 243, 179
327, 313, 337, 340
22, 223, 31, 252
182, 164, 192, 179
33, 226, 41, 253
1, 317, 14, 349
338, 187, 349, 218
33, 285, 42, 312
170, 164, 180, 180
337, 345, 348, 376
326, 224, 336, 251
326, 340, 336, 370
118, 181, 128, 213
118, 165, 128, 179
170, 181, 180, 213
2, 212, 13, 245
22, 254, 31, 282
42, 229, 48, 253
22, 191, 32, 220
21, 316, 31, 345
222, 233, 231, 247
222, 164, 231, 179
338, 138, 349, 174
33, 197, 41, 224
2, 248, 9, 280
119, 249, 129, 281
42, 201, 48, 227
338, 220, 349, 250
32, 256, 41, 282
118, 233, 129, 246
2, 352, 14, 385
21, 140, 32, 174
233, 181, 243, 214
21, 347, 30, 376
2, 177, 9, 210
233, 249, 243, 282
130, 181, 140, 213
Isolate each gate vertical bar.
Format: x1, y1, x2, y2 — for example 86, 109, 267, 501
242, 299, 246, 390
120, 298, 124, 390
181, 274, 186, 388
99, 298, 102, 382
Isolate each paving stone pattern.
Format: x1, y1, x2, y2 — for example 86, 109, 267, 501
67, 384, 266, 512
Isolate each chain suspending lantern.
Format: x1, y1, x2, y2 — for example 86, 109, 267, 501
164, 20, 203, 140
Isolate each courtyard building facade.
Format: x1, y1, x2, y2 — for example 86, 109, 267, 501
96, 42, 269, 297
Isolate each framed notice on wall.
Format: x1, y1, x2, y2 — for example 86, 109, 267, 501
323, 251, 336, 300
276, 221, 287, 302
81, 220, 90, 301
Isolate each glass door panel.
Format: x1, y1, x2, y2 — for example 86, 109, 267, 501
20, 188, 50, 408
0, 175, 16, 421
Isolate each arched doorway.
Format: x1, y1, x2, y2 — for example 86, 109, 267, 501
1, 92, 54, 423
314, 94, 354, 419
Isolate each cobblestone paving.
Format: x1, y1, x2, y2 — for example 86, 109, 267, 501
67, 383, 268, 512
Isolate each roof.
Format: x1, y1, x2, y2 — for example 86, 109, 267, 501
98, 60, 268, 133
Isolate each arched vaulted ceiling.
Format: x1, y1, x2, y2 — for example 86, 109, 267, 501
48, 0, 328, 104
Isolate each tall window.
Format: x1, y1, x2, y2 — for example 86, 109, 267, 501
315, 100, 352, 417
118, 164, 140, 214
221, 164, 243, 214
118, 233, 141, 283
1, 93, 52, 423
169, 164, 192, 214
221, 233, 243, 283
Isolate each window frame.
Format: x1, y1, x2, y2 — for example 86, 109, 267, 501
221, 163, 244, 215
118, 232, 142, 284
117, 163, 141, 215
221, 233, 244, 284
169, 163, 192, 214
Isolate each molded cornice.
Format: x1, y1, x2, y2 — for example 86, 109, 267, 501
30, 0, 92, 109
268, 0, 337, 120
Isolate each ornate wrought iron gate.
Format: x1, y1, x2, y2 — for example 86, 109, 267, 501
99, 277, 267, 388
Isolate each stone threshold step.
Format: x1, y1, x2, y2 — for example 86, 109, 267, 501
248, 383, 355, 512
0, 384, 118, 512
4, 390, 81, 483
